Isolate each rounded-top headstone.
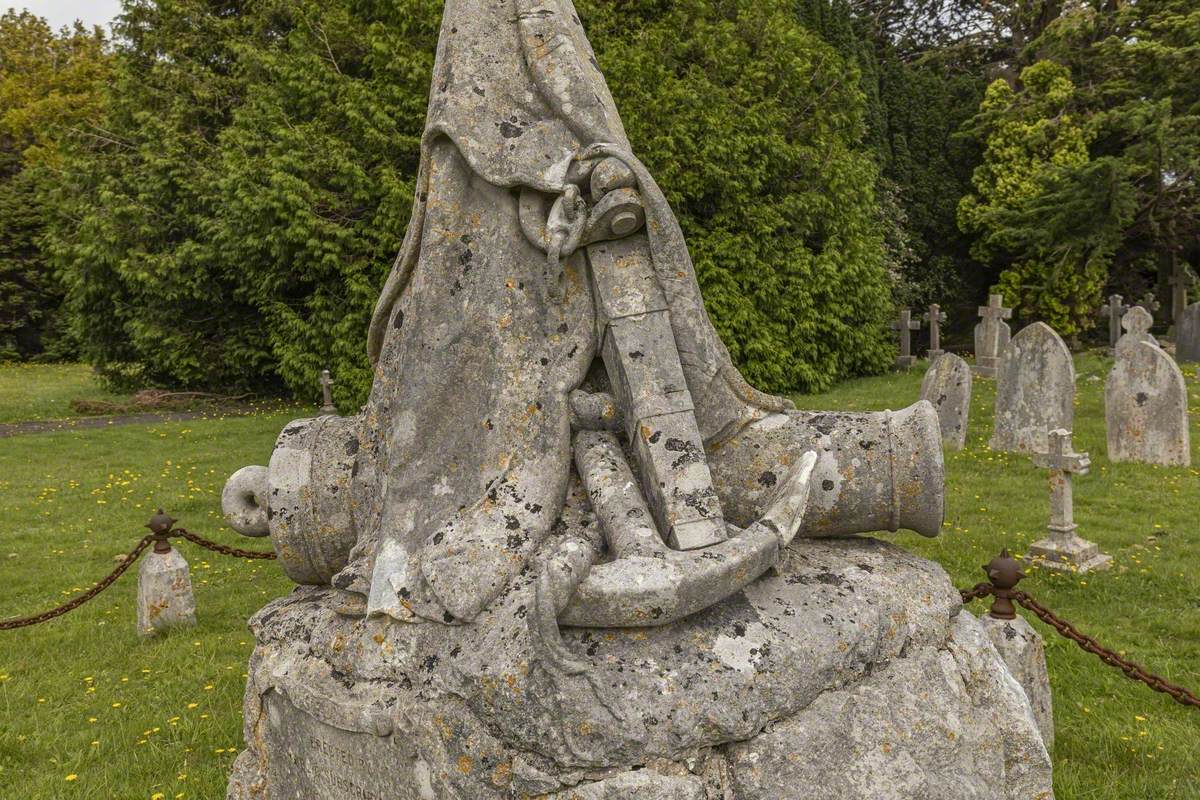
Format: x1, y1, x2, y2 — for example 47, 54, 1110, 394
1105, 340, 1190, 466
920, 353, 972, 450
990, 322, 1075, 454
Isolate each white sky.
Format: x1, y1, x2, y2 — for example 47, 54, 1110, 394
6, 0, 123, 31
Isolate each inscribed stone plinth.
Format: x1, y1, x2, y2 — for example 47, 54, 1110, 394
981, 615, 1054, 751
227, 540, 1051, 800
1176, 302, 1200, 363
920, 353, 971, 450
136, 548, 196, 637
990, 322, 1074, 454
1105, 341, 1190, 466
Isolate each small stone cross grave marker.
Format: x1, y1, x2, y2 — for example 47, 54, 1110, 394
1098, 294, 1129, 351
973, 293, 1012, 378
319, 369, 337, 415
1168, 260, 1196, 327
891, 308, 921, 369
923, 303, 948, 360
1135, 292, 1160, 315
1026, 429, 1111, 573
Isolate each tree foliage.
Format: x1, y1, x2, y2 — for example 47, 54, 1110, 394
45, 0, 890, 400
0, 12, 108, 360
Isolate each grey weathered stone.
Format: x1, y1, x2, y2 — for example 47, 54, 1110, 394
990, 322, 1074, 454
222, 465, 269, 537
923, 303, 948, 360
219, 1, 1048, 796
1026, 429, 1111, 573
1113, 305, 1157, 360
319, 369, 337, 415
891, 307, 921, 369
920, 353, 971, 450
981, 614, 1054, 751
1175, 302, 1200, 363
1105, 341, 1190, 466
973, 294, 1012, 379
1168, 261, 1196, 331
136, 546, 196, 637
1098, 294, 1129, 352
226, 539, 1051, 800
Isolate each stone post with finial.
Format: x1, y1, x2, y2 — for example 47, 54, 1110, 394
136, 510, 197, 637
977, 549, 1054, 750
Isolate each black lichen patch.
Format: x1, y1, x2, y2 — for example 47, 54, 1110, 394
666, 437, 704, 468
821, 479, 835, 491
757, 470, 777, 488
499, 120, 524, 138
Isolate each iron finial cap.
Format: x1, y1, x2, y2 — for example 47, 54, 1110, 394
146, 509, 176, 536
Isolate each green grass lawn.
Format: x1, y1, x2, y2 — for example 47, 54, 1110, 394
0, 363, 132, 424
0, 358, 1198, 798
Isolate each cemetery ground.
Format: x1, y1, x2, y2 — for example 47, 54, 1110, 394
0, 359, 1196, 799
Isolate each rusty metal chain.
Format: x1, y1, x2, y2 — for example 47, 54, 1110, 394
1, 513, 276, 631
172, 528, 277, 560
961, 569, 1200, 710
0, 534, 155, 630
1010, 589, 1200, 709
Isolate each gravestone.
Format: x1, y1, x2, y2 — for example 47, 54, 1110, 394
318, 369, 337, 415
219, 3, 1051, 798
920, 353, 971, 450
1106, 341, 1190, 466
1114, 305, 1158, 359
1168, 259, 1196, 330
923, 303, 948, 360
1098, 294, 1129, 352
1135, 292, 1160, 316
891, 307, 921, 369
1026, 429, 1111, 573
973, 294, 1012, 378
991, 322, 1075, 454
1175, 302, 1200, 363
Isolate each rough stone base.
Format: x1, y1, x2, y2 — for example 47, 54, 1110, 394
1027, 534, 1112, 573
227, 539, 1053, 800
982, 615, 1054, 750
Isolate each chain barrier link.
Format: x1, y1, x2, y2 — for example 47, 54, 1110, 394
962, 550, 1200, 711
0, 534, 155, 630
0, 512, 275, 631
172, 528, 277, 560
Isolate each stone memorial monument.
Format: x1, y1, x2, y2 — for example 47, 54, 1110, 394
920, 353, 971, 450
1106, 340, 1190, 466
991, 322, 1075, 455
973, 293, 1012, 378
891, 307, 921, 369
219, 4, 1052, 797
1026, 429, 1111, 573
1173, 302, 1200, 363
1098, 294, 1129, 353
923, 303, 947, 360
